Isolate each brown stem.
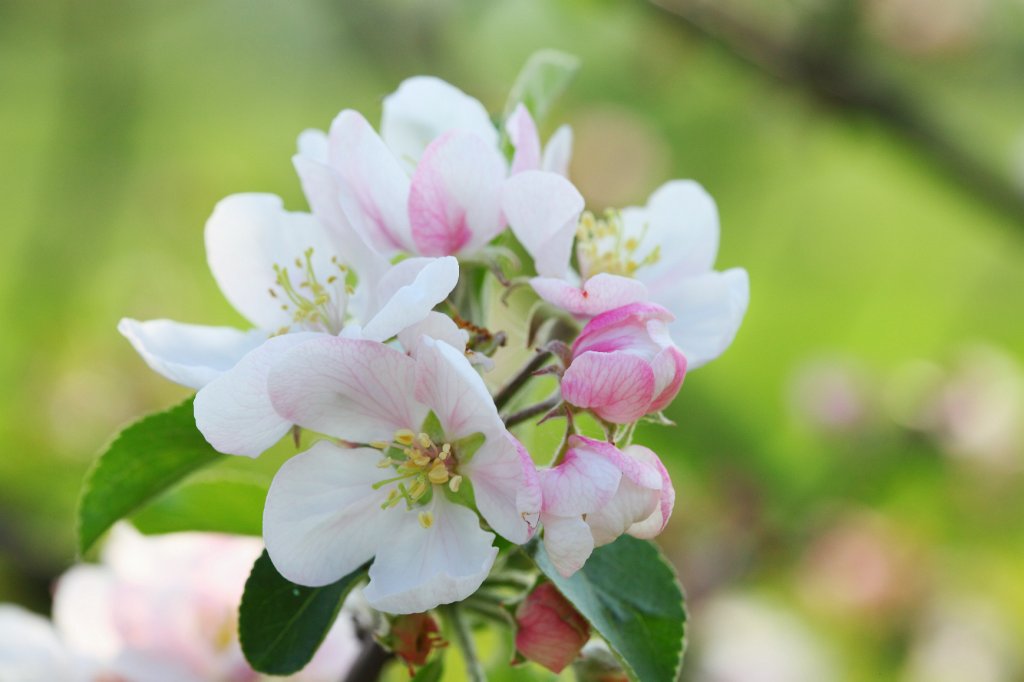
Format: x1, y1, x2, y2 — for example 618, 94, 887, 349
502, 395, 562, 429
493, 351, 552, 412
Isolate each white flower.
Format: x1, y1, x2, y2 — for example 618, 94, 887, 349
261, 336, 542, 614
119, 193, 459, 457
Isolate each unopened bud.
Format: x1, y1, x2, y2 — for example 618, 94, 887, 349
514, 582, 590, 673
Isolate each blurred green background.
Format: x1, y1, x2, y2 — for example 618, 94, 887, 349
2, 0, 1024, 680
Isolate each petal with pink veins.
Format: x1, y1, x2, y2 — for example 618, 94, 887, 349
328, 110, 414, 256
561, 351, 655, 424
263, 442, 399, 587
413, 337, 502, 441
647, 345, 687, 414
503, 170, 584, 279
539, 445, 621, 517
530, 273, 648, 318
624, 445, 675, 539
409, 131, 507, 257
462, 433, 541, 544
268, 337, 427, 443
381, 76, 498, 170
363, 497, 498, 614
117, 318, 266, 390
193, 331, 322, 457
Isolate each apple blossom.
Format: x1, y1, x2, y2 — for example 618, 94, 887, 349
503, 178, 750, 369
539, 436, 674, 577
119, 193, 459, 457
295, 77, 572, 263
561, 302, 687, 424
514, 582, 590, 673
262, 335, 541, 613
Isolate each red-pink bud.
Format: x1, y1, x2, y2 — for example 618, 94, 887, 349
515, 582, 590, 673
387, 612, 446, 674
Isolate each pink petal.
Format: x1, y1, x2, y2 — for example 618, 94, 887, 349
409, 131, 507, 256
538, 445, 621, 517
648, 345, 687, 414
561, 351, 655, 424
194, 331, 323, 457
624, 445, 675, 539
268, 336, 427, 443
502, 170, 583, 279
327, 110, 414, 256
530, 273, 648, 318
507, 103, 541, 175
264, 442, 398, 587
585, 476, 660, 547
571, 302, 674, 355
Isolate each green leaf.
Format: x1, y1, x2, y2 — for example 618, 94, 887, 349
503, 49, 581, 123
239, 550, 367, 675
131, 471, 266, 537
528, 535, 687, 682
77, 396, 224, 554
411, 657, 444, 682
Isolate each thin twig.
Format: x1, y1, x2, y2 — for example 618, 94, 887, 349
493, 350, 552, 412
445, 606, 487, 682
502, 395, 562, 429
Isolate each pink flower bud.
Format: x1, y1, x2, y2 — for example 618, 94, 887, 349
561, 303, 686, 424
515, 582, 591, 673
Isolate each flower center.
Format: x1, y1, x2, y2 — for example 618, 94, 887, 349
575, 210, 660, 279
268, 248, 351, 335
371, 429, 464, 527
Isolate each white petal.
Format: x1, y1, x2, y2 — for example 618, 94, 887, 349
327, 110, 414, 256
408, 131, 507, 256
586, 476, 660, 547
263, 442, 398, 587
655, 267, 749, 369
117, 318, 265, 390
193, 332, 323, 457
414, 336, 501, 440
363, 497, 497, 614
268, 337, 427, 443
540, 514, 594, 578
0, 605, 72, 681
507, 103, 541, 174
360, 257, 459, 342
397, 311, 470, 357
381, 76, 498, 169
502, 171, 583, 279
297, 128, 329, 163
625, 445, 675, 540
539, 446, 621, 517
541, 124, 573, 177
205, 193, 346, 330
462, 432, 541, 544
629, 180, 720, 293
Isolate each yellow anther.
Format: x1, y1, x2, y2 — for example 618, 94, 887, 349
376, 458, 393, 469
412, 454, 431, 467
408, 478, 428, 500
395, 429, 415, 446
369, 440, 389, 450
439, 443, 452, 460
418, 511, 434, 529
448, 475, 463, 493
427, 463, 450, 485
417, 432, 433, 448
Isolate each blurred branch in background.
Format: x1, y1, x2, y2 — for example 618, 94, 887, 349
650, 0, 1024, 233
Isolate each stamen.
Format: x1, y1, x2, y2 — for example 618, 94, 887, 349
394, 429, 415, 446
368, 440, 389, 450
575, 210, 660, 279
427, 463, 449, 485
448, 475, 462, 493
418, 511, 434, 529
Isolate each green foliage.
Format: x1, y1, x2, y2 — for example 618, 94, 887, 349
529, 536, 686, 682
239, 550, 367, 675
411, 657, 444, 682
77, 397, 224, 554
130, 471, 265, 537
503, 49, 581, 123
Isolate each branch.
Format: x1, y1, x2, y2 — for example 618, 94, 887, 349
650, 0, 1024, 229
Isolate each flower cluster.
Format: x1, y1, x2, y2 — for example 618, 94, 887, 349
121, 75, 748, 619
